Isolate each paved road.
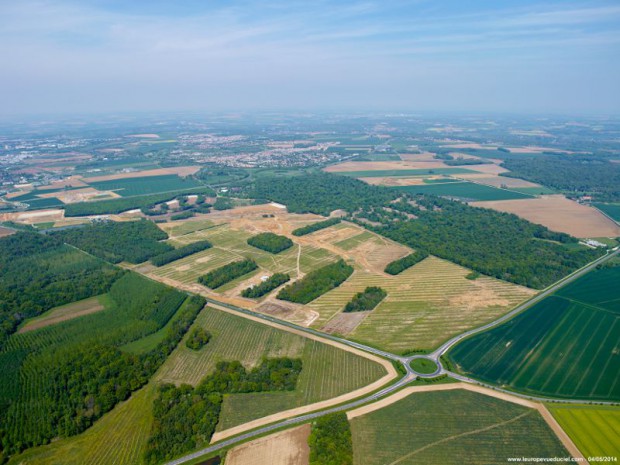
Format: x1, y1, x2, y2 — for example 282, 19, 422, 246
165, 248, 619, 464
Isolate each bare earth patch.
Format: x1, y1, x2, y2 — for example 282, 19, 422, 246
19, 296, 105, 333
0, 226, 15, 237
324, 160, 450, 172
226, 424, 310, 465
472, 195, 620, 238
83, 165, 200, 182
38, 187, 121, 203
361, 177, 428, 186
321, 312, 369, 336
256, 301, 319, 327
457, 174, 543, 188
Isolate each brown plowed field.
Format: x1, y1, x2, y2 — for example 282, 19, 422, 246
226, 424, 310, 465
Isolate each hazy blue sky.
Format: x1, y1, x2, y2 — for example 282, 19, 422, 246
2, 0, 619, 115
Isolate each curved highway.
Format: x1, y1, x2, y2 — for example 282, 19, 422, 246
165, 248, 619, 465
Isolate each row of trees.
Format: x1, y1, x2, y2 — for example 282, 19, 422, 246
344, 286, 387, 312
292, 218, 341, 236
308, 413, 353, 465
247, 232, 293, 254
150, 240, 212, 266
277, 260, 354, 304
52, 220, 172, 264
384, 251, 429, 275
198, 259, 258, 289
144, 357, 302, 464
241, 273, 290, 298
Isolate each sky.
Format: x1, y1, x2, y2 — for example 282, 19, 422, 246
1, 0, 620, 116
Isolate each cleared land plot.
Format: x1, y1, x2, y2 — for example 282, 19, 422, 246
336, 168, 477, 177
594, 203, 620, 222
393, 181, 534, 201
457, 173, 544, 188
324, 160, 451, 172
82, 166, 200, 182
226, 424, 310, 465
472, 195, 620, 238
88, 174, 204, 197
550, 405, 620, 459
350, 389, 568, 465
18, 295, 105, 333
309, 256, 535, 351
449, 266, 620, 401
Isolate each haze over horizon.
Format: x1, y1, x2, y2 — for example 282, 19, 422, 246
2, 0, 620, 116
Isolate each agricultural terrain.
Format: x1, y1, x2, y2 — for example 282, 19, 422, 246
225, 424, 310, 465
448, 266, 620, 401
550, 405, 620, 459
349, 388, 568, 465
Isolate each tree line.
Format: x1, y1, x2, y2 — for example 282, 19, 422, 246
384, 251, 429, 275
292, 218, 341, 236
241, 273, 291, 298
308, 413, 353, 465
277, 260, 354, 304
150, 240, 212, 266
247, 232, 293, 254
144, 357, 302, 464
198, 259, 258, 289
344, 286, 387, 312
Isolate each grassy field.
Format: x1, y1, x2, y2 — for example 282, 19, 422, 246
350, 389, 568, 465
165, 219, 216, 236
88, 174, 204, 197
151, 224, 338, 287
393, 181, 535, 201
337, 168, 478, 177
594, 203, 620, 222
18, 295, 105, 333
549, 405, 620, 459
309, 256, 535, 352
449, 266, 620, 401
9, 385, 157, 465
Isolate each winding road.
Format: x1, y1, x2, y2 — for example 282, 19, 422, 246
165, 248, 619, 465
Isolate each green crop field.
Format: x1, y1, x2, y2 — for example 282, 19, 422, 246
88, 174, 204, 197
449, 266, 620, 401
10, 384, 157, 465
549, 405, 620, 459
151, 224, 338, 287
350, 389, 568, 465
157, 308, 386, 430
337, 168, 478, 177
165, 219, 216, 236
392, 181, 535, 201
333, 231, 377, 250
594, 203, 620, 222
308, 256, 534, 352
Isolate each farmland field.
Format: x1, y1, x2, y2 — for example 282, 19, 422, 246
594, 202, 620, 222
336, 168, 478, 177
18, 295, 105, 333
448, 266, 620, 401
549, 405, 620, 459
225, 424, 310, 465
157, 307, 386, 430
88, 174, 204, 197
392, 181, 534, 201
350, 389, 568, 465
309, 256, 535, 351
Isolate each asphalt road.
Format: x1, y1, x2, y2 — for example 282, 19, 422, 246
165, 248, 619, 465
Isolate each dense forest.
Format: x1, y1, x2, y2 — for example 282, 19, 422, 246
277, 260, 354, 304
144, 358, 302, 464
185, 326, 211, 350
52, 220, 172, 264
292, 218, 341, 236
247, 232, 293, 253
241, 273, 291, 298
255, 173, 396, 216
0, 232, 122, 346
384, 251, 429, 275
198, 259, 258, 289
256, 173, 601, 289
64, 188, 214, 216
0, 268, 205, 459
344, 286, 387, 312
308, 413, 353, 465
501, 156, 620, 202
150, 240, 212, 266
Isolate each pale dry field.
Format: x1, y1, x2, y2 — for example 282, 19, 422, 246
19, 296, 105, 333
451, 162, 508, 174
398, 152, 438, 161
0, 226, 15, 237
457, 174, 543, 188
324, 160, 450, 172
361, 176, 428, 186
442, 143, 498, 149
38, 187, 121, 203
0, 209, 64, 223
83, 165, 200, 182
472, 195, 620, 238
225, 424, 310, 465
36, 177, 89, 189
